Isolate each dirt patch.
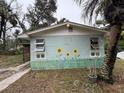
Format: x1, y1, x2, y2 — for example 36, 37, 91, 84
1, 68, 124, 93
1, 69, 88, 93
1, 60, 124, 93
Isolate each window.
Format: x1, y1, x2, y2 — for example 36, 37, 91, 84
36, 44, 44, 49
36, 52, 45, 58
41, 53, 45, 58
90, 37, 100, 57
90, 38, 99, 50
36, 39, 44, 43
35, 39, 45, 58
36, 54, 40, 58
36, 39, 45, 52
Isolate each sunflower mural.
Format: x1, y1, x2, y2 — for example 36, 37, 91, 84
65, 52, 71, 62
73, 48, 78, 56
56, 48, 63, 56
66, 52, 70, 57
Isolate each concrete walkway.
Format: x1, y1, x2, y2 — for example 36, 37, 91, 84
0, 68, 30, 92
0, 62, 29, 73
0, 62, 30, 83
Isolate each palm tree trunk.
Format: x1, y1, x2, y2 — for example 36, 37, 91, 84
105, 24, 122, 83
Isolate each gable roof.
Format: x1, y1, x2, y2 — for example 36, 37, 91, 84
27, 21, 107, 35
18, 21, 107, 39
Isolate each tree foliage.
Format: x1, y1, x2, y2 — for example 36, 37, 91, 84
0, 0, 16, 38
26, 0, 57, 31
75, 0, 124, 25
0, 0, 23, 50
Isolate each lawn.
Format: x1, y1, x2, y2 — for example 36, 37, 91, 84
0, 54, 23, 68
1, 59, 124, 93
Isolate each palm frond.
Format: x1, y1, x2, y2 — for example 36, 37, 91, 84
74, 0, 113, 23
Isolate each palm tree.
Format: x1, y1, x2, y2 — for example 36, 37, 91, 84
75, 0, 124, 83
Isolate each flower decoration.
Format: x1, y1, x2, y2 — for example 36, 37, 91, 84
56, 48, 63, 55
73, 48, 78, 55
66, 52, 70, 57
57, 48, 62, 53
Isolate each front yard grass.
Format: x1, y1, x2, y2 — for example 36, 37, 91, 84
0, 54, 23, 68
1, 59, 124, 93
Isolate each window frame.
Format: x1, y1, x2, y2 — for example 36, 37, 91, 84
35, 52, 46, 59
35, 39, 45, 52
90, 37, 100, 57
35, 39, 46, 59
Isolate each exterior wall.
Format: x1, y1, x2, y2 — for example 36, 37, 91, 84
30, 58, 104, 70
30, 35, 105, 70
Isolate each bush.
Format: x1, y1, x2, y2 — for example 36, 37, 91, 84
0, 47, 23, 55
118, 40, 124, 51
15, 48, 23, 55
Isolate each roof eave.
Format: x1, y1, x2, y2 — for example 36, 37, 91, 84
26, 21, 107, 36
27, 22, 68, 35
18, 33, 29, 39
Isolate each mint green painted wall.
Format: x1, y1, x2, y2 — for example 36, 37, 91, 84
31, 36, 104, 60
30, 35, 105, 70
30, 58, 104, 70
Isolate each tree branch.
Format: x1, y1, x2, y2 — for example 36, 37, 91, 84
6, 26, 20, 31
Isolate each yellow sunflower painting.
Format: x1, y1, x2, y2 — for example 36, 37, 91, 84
66, 52, 70, 57
73, 48, 78, 56
56, 48, 63, 55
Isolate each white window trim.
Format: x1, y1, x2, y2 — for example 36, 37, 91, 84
90, 50, 101, 57
35, 52, 46, 59
35, 39, 46, 59
35, 41, 45, 45
35, 47, 45, 52
35, 39, 45, 50
90, 37, 100, 57
36, 39, 45, 43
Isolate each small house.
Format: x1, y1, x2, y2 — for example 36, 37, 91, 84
19, 21, 106, 70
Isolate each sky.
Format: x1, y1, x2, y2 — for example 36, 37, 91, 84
7, 0, 89, 37
17, 0, 83, 24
